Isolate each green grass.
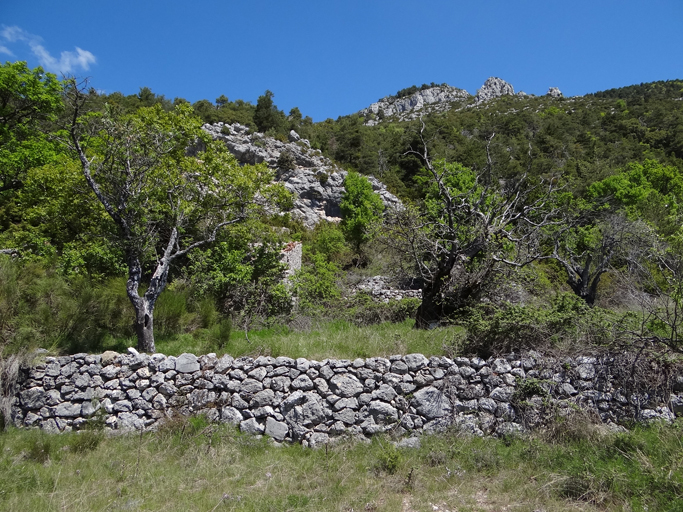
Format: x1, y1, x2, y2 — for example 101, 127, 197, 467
1, 418, 681, 511
99, 319, 463, 360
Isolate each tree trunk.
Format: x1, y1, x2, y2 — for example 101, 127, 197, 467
133, 298, 156, 353
415, 284, 442, 329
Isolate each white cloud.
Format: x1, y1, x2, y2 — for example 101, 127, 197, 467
1, 25, 96, 74
0, 45, 13, 56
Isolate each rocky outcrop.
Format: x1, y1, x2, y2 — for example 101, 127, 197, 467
11, 350, 682, 444
358, 85, 471, 125
354, 275, 422, 302
475, 77, 515, 103
202, 123, 401, 227
547, 87, 563, 98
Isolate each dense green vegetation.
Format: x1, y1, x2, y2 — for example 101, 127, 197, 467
0, 60, 682, 359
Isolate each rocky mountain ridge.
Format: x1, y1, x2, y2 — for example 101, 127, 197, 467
202, 123, 401, 227
359, 77, 562, 125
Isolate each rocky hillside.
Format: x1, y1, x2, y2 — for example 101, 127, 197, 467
358, 77, 563, 125
358, 85, 470, 126
202, 123, 401, 227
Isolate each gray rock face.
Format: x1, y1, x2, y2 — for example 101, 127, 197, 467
475, 77, 515, 103
411, 386, 453, 419
547, 87, 563, 98
358, 85, 470, 125
202, 123, 401, 228
176, 353, 200, 373
265, 417, 289, 441
329, 374, 363, 398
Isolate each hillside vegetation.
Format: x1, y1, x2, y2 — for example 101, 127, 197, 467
1, 63, 682, 358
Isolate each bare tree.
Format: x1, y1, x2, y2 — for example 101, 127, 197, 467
381, 125, 561, 328
64, 82, 288, 352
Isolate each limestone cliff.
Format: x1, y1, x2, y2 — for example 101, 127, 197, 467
202, 123, 401, 228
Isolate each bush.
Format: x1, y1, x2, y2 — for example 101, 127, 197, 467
292, 252, 341, 313
460, 292, 623, 357
277, 151, 296, 171
344, 294, 420, 326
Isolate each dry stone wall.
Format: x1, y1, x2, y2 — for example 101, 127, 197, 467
11, 351, 683, 446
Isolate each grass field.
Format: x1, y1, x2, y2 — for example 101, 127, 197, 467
1, 415, 681, 511
95, 319, 462, 361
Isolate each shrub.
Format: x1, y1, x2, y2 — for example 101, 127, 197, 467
277, 151, 296, 171
460, 292, 623, 357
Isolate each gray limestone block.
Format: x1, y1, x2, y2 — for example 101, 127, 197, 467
291, 374, 315, 391
152, 394, 167, 410
333, 408, 356, 425
250, 389, 277, 408
214, 355, 234, 374
55, 402, 82, 417
280, 391, 326, 427
329, 374, 363, 398
368, 401, 398, 424
390, 360, 409, 375
212, 374, 231, 390
240, 418, 265, 435
411, 386, 453, 419
495, 422, 523, 437
141, 387, 157, 401
265, 417, 289, 441
271, 376, 292, 393
252, 406, 275, 418
577, 363, 596, 380
365, 357, 390, 373
274, 356, 296, 367
491, 359, 512, 374
189, 389, 216, 409
371, 384, 397, 402
20, 387, 46, 410
240, 378, 264, 394
113, 400, 133, 413
45, 389, 61, 406
248, 367, 268, 382
158, 382, 178, 396
220, 406, 243, 425
126, 389, 141, 400
403, 353, 428, 371
176, 353, 200, 374
318, 365, 334, 380
478, 397, 497, 414
232, 394, 249, 409
489, 386, 515, 402
45, 363, 61, 377
334, 397, 359, 411
158, 356, 176, 372
229, 369, 247, 381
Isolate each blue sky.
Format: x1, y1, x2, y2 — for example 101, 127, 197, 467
3, 0, 682, 121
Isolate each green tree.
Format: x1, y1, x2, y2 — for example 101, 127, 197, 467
340, 172, 384, 256
253, 90, 285, 134
66, 85, 290, 353
0, 61, 62, 194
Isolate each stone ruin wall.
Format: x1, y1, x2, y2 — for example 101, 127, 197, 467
10, 350, 683, 447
